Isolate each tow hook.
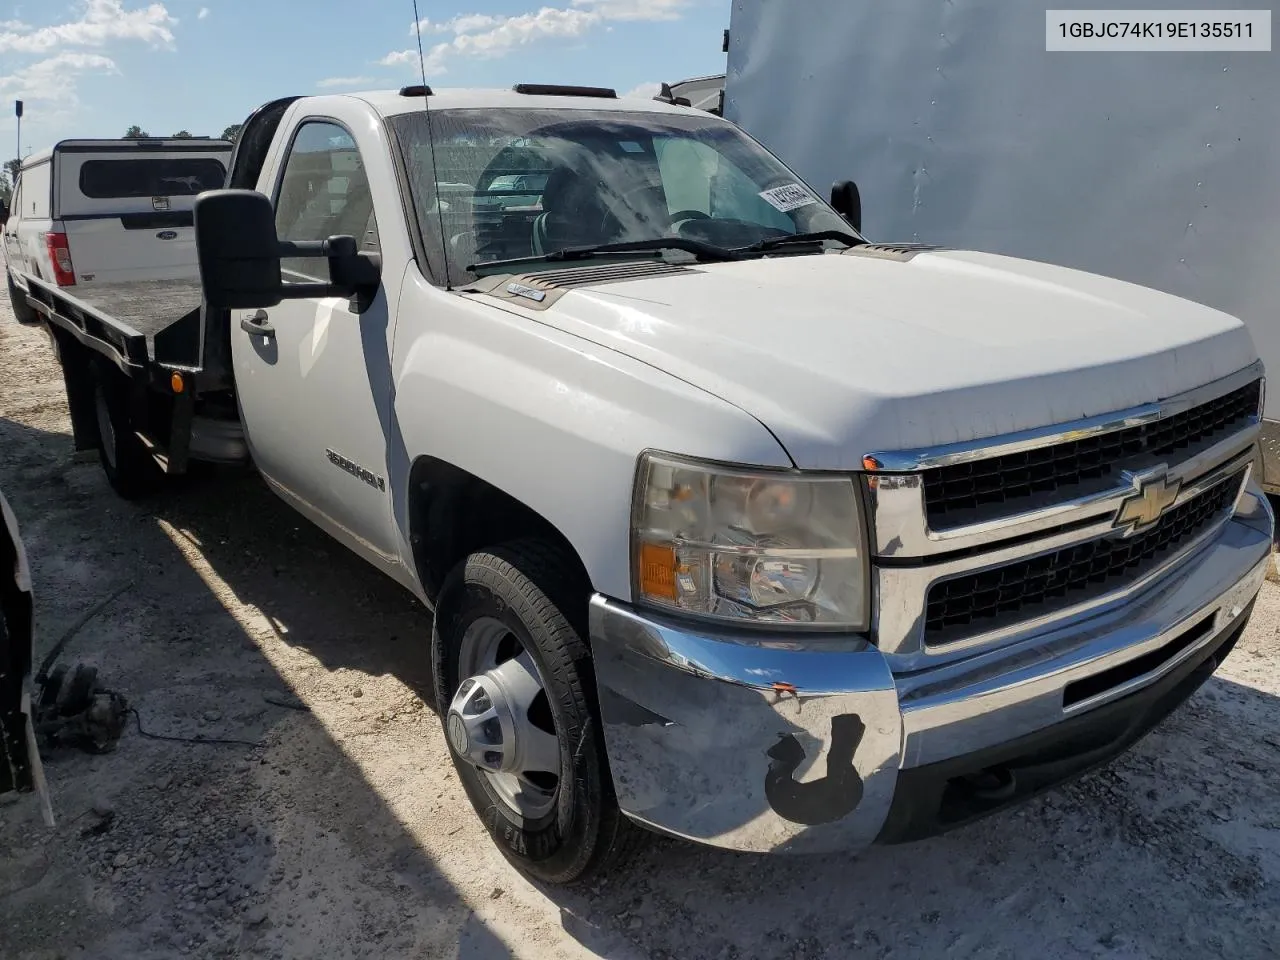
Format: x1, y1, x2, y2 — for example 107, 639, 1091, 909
957, 765, 1017, 802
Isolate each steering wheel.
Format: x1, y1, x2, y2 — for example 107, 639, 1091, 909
600, 185, 716, 235
668, 209, 711, 224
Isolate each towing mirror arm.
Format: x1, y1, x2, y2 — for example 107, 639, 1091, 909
195, 189, 380, 311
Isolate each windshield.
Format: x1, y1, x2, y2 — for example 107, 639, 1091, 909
388, 108, 858, 283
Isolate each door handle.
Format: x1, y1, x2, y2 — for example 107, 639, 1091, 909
240, 309, 275, 337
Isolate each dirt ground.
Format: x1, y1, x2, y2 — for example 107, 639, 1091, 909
1, 297, 1279, 960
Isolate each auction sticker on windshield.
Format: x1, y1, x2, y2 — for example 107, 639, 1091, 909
759, 184, 818, 212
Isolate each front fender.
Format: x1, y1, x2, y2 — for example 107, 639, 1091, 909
389, 271, 791, 601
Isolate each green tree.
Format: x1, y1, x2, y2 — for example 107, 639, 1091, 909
123, 125, 150, 139
220, 123, 242, 143
172, 130, 194, 138
0, 171, 10, 206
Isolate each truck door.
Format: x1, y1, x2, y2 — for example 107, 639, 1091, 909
230, 116, 401, 564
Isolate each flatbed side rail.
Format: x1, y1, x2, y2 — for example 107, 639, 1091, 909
22, 276, 149, 375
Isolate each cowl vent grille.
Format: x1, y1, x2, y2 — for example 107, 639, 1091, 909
844, 243, 944, 262
466, 259, 697, 309
517, 260, 694, 289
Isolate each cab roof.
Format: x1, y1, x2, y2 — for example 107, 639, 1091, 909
324, 86, 711, 119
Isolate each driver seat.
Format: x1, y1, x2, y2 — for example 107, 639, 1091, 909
530, 168, 613, 255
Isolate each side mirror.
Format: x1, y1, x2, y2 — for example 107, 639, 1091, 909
195, 189, 283, 309
830, 180, 861, 233
195, 189, 381, 311
0, 198, 9, 226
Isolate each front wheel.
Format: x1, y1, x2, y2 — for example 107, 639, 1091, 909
431, 540, 641, 884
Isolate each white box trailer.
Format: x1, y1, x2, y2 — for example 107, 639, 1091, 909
722, 0, 1280, 491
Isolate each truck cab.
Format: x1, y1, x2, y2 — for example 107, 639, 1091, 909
18, 85, 1274, 886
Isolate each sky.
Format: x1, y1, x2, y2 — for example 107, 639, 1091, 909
0, 0, 728, 156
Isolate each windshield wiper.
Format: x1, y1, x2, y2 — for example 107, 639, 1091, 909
468, 237, 740, 274
733, 230, 865, 254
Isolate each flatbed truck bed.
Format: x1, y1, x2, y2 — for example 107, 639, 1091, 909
19, 274, 243, 485
22, 276, 207, 371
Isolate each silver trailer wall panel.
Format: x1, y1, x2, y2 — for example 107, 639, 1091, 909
724, 0, 1280, 489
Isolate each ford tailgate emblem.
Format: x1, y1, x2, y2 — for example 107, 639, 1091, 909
156, 230, 178, 240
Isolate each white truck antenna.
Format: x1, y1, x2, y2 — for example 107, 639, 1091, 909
412, 0, 452, 290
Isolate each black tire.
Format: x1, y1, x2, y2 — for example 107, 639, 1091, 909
6, 271, 39, 325
92, 362, 163, 501
431, 539, 642, 885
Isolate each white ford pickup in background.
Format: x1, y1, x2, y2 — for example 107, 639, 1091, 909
3, 137, 231, 324
9, 84, 1273, 884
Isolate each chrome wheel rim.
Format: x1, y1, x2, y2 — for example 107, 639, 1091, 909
448, 616, 561, 820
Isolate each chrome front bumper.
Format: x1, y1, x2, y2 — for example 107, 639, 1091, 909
1258, 418, 1280, 495
589, 488, 1274, 855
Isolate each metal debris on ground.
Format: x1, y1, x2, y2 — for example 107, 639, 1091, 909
35, 663, 129, 754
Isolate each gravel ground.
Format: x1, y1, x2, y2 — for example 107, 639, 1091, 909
1, 295, 1279, 960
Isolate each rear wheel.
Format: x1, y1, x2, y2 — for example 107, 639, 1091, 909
5, 271, 39, 325
92, 364, 163, 500
432, 539, 642, 884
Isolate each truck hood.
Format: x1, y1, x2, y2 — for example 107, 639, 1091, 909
487, 249, 1258, 470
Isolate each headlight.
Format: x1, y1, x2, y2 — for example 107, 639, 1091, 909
631, 451, 869, 630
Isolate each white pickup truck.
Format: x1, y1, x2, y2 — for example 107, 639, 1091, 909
11, 84, 1273, 885
3, 137, 232, 323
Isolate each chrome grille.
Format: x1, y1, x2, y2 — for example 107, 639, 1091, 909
923, 379, 1261, 528
923, 470, 1243, 645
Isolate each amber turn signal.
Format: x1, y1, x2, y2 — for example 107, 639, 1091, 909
638, 542, 678, 601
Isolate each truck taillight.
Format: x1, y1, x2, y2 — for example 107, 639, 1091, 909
45, 232, 76, 286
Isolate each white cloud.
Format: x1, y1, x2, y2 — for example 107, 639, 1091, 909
449, 7, 597, 57
317, 75, 373, 89
0, 0, 176, 54
571, 0, 686, 21
0, 51, 118, 110
445, 13, 502, 34
381, 49, 417, 66
197, 7, 209, 19
381, 43, 449, 74
622, 81, 661, 100
410, 13, 500, 37
387, 1, 690, 75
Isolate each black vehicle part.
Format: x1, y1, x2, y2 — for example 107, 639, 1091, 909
652, 83, 692, 107
830, 180, 862, 233
431, 539, 642, 885
226, 96, 303, 190
877, 600, 1255, 844
91, 359, 165, 499
0, 523, 36, 795
6, 270, 40, 324
195, 190, 381, 312
513, 84, 617, 99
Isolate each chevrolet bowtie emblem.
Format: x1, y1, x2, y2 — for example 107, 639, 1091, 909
1114, 466, 1181, 535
